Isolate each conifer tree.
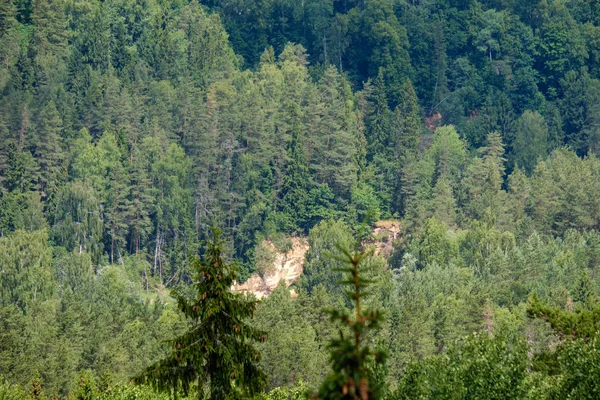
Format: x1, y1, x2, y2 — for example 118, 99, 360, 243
127, 141, 154, 255
364, 70, 392, 161
527, 293, 600, 340
390, 81, 421, 214
4, 143, 37, 193
35, 101, 64, 199
480, 132, 506, 193
279, 136, 310, 233
432, 175, 457, 227
512, 111, 549, 175
310, 66, 359, 197
392, 80, 421, 159
0, 1, 16, 39
32, 0, 68, 62
134, 229, 267, 399
317, 247, 386, 400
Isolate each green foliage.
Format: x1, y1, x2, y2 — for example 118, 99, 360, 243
542, 338, 600, 399
527, 293, 600, 340
300, 220, 356, 299
0, 229, 53, 311
0, 378, 25, 400
527, 289, 600, 399
512, 111, 550, 175
2, 0, 600, 397
317, 247, 386, 400
253, 285, 327, 390
394, 333, 529, 400
134, 229, 267, 399
254, 380, 309, 400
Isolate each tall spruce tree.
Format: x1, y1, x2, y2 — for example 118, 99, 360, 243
317, 246, 386, 400
279, 136, 310, 233
35, 101, 64, 199
32, 0, 68, 62
392, 80, 421, 159
390, 80, 421, 214
310, 66, 359, 197
127, 140, 154, 255
512, 111, 549, 175
364, 70, 392, 161
4, 143, 37, 193
134, 229, 267, 399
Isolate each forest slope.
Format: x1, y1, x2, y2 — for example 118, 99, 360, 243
1, 0, 600, 398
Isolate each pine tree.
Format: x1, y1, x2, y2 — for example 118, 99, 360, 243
317, 247, 386, 400
479, 132, 506, 193
134, 229, 267, 399
432, 175, 457, 227
462, 132, 507, 224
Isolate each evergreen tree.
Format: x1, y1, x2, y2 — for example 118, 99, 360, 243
32, 0, 68, 62
432, 175, 457, 227
317, 247, 386, 400
52, 180, 104, 264
279, 136, 311, 233
388, 81, 421, 214
462, 132, 507, 224
4, 143, 37, 193
528, 293, 600, 340
134, 229, 267, 399
127, 140, 154, 255
35, 101, 64, 199
0, 1, 16, 39
558, 69, 600, 155
355, 0, 412, 106
392, 80, 421, 159
364, 70, 392, 161
512, 110, 549, 175
309, 66, 359, 197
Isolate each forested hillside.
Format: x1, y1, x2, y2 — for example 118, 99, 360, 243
1, 0, 600, 398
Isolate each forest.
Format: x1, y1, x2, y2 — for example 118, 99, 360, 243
1, 0, 600, 398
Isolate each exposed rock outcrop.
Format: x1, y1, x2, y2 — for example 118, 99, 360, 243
231, 237, 309, 299
231, 222, 400, 299
370, 220, 401, 259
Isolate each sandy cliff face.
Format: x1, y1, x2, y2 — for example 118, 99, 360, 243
231, 222, 400, 299
370, 220, 401, 258
231, 237, 309, 299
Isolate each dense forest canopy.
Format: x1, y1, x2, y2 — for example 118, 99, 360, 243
2, 0, 600, 398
